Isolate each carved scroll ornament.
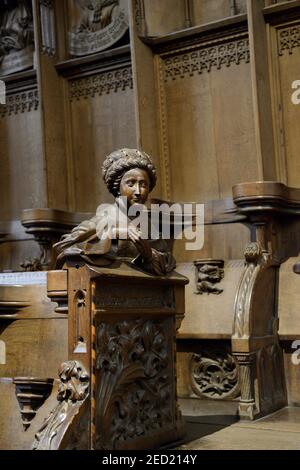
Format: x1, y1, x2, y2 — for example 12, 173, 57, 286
32, 361, 89, 450
190, 351, 240, 400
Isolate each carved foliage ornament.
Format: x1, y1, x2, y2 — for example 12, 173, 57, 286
69, 66, 132, 101
33, 361, 89, 450
95, 319, 173, 449
190, 351, 240, 400
164, 37, 250, 82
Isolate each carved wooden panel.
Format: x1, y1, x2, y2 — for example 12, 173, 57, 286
273, 23, 300, 186
94, 317, 176, 450
94, 282, 175, 310
68, 67, 136, 211
0, 104, 45, 220
0, 0, 35, 75
157, 34, 257, 203
192, 0, 247, 26
67, 0, 129, 57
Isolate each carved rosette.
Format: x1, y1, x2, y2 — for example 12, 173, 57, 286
190, 351, 240, 400
94, 319, 174, 450
32, 361, 89, 450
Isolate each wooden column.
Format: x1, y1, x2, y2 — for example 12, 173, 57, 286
247, 0, 276, 180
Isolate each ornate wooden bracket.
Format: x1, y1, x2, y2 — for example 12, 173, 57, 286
231, 182, 300, 420
32, 361, 89, 450
21, 209, 92, 271
14, 378, 53, 431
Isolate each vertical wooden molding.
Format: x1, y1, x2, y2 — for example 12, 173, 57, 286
136, 0, 147, 36
155, 56, 172, 201
39, 0, 56, 57
230, 0, 238, 16
183, 0, 193, 28
268, 24, 288, 183
247, 0, 276, 180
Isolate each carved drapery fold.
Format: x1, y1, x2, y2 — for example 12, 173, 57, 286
32, 361, 89, 450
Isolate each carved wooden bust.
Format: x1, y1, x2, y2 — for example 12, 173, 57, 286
54, 148, 175, 275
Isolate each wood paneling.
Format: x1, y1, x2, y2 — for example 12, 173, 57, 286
0, 108, 46, 220
158, 45, 257, 202
143, 0, 185, 36
69, 76, 136, 211
275, 22, 300, 187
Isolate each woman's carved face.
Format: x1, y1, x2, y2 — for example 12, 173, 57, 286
119, 168, 150, 206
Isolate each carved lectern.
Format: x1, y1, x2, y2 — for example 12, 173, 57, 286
34, 259, 187, 450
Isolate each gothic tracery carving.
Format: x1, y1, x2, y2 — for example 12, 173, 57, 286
69, 66, 132, 101
163, 37, 250, 82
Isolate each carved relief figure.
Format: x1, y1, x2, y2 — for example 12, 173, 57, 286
73, 0, 119, 33
0, 0, 33, 58
54, 149, 176, 276
69, 0, 128, 56
194, 261, 224, 295
0, 0, 34, 74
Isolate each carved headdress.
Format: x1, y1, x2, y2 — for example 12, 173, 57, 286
102, 148, 157, 197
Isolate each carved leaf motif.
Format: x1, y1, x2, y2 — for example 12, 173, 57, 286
95, 319, 172, 449
190, 352, 240, 400
32, 361, 89, 450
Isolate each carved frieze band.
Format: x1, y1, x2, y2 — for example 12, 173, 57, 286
163, 37, 250, 82
39, 0, 56, 57
278, 24, 300, 56
69, 66, 133, 101
0, 89, 39, 118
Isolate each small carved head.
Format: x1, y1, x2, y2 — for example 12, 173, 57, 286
102, 148, 157, 199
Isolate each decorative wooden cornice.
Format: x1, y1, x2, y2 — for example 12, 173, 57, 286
55, 44, 131, 79
232, 181, 300, 215
141, 14, 248, 54
278, 23, 300, 55
263, 1, 300, 25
